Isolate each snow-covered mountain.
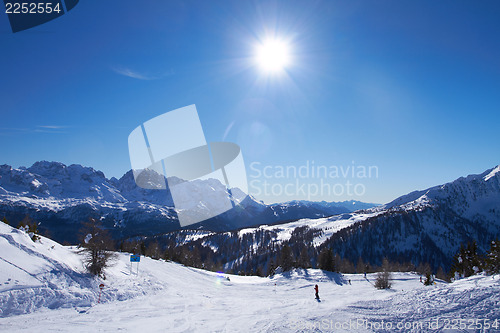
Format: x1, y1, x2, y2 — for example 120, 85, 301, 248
332, 165, 500, 268
392, 166, 499, 220
0, 161, 376, 243
168, 165, 500, 272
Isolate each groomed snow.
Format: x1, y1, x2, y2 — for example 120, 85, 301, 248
1, 222, 500, 332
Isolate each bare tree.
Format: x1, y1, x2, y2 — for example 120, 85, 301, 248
374, 258, 392, 289
145, 241, 161, 260
78, 218, 116, 279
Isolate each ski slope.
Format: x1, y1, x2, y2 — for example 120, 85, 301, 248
1, 222, 500, 332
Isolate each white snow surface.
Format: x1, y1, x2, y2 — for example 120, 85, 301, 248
1, 222, 500, 332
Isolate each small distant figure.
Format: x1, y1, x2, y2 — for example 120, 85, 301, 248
314, 284, 319, 300
226, 276, 230, 281
364, 272, 367, 278
420, 276, 422, 283
348, 279, 351, 285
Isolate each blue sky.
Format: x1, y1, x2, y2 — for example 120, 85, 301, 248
1, 0, 499, 204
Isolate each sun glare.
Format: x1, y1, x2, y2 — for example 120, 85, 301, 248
255, 38, 290, 72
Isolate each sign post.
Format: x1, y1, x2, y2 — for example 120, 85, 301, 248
130, 254, 141, 275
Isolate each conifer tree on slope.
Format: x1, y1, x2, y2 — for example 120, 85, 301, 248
485, 239, 500, 275
450, 241, 482, 280
297, 247, 311, 269
279, 245, 294, 272
317, 248, 335, 272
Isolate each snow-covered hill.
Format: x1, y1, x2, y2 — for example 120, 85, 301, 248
0, 221, 166, 317
1, 221, 499, 332
0, 161, 376, 243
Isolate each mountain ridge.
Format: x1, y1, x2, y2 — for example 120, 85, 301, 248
0, 161, 377, 243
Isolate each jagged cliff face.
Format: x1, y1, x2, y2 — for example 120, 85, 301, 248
0, 161, 372, 243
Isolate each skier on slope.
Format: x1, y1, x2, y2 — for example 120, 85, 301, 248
314, 284, 319, 299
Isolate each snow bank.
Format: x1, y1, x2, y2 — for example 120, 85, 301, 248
0, 222, 167, 317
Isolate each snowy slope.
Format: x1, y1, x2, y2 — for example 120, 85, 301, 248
0, 221, 184, 317
1, 221, 499, 332
0, 221, 92, 316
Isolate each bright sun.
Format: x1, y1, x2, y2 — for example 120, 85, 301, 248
255, 38, 290, 72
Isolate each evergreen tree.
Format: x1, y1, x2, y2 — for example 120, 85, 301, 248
417, 262, 431, 276
333, 253, 342, 272
297, 247, 311, 269
140, 241, 146, 255
1, 216, 10, 226
466, 241, 482, 274
356, 257, 365, 274
279, 245, 294, 271
17, 215, 40, 242
450, 243, 466, 280
449, 241, 482, 280
190, 246, 202, 268
485, 239, 500, 275
267, 258, 276, 276
317, 248, 335, 272
423, 272, 434, 286
436, 266, 447, 281
339, 257, 356, 273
